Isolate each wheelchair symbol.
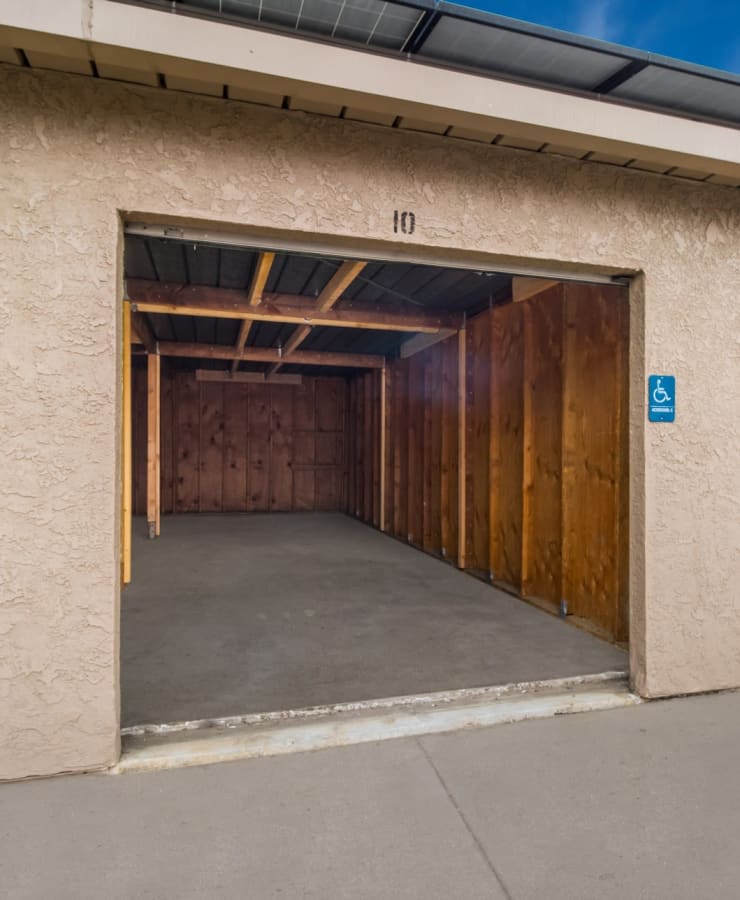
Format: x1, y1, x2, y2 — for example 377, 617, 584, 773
652, 378, 672, 404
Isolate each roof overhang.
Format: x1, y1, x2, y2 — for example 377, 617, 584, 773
1, 0, 738, 184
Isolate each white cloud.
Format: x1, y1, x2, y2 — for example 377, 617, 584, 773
572, 0, 623, 42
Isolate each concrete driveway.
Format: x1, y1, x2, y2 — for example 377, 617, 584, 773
2, 691, 740, 899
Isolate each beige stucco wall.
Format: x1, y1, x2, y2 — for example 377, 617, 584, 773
1, 65, 738, 781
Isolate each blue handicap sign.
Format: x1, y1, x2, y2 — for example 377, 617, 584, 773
648, 375, 675, 422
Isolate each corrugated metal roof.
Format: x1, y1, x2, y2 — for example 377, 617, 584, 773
124, 233, 511, 375
117, 0, 740, 128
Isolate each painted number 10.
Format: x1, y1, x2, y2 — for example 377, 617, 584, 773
393, 210, 416, 235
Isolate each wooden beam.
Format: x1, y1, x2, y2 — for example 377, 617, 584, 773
512, 277, 559, 304
195, 369, 303, 385
399, 329, 456, 359
379, 366, 387, 532
146, 353, 161, 539
121, 301, 132, 585
128, 280, 458, 334
269, 259, 368, 375
231, 251, 275, 374
317, 260, 367, 312
457, 327, 467, 569
131, 310, 156, 354
157, 341, 384, 369
521, 303, 534, 593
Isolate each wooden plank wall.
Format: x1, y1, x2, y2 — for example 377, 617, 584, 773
346, 284, 629, 642
132, 370, 346, 513
346, 335, 460, 563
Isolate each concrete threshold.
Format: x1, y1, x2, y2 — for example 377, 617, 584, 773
114, 671, 638, 775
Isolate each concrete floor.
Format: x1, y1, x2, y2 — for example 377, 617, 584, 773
122, 512, 626, 727
3, 692, 740, 899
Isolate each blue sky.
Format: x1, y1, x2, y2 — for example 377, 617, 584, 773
447, 0, 740, 73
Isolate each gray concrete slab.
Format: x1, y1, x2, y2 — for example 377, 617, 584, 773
0, 739, 505, 900
419, 691, 740, 900
122, 512, 626, 726
3, 693, 740, 899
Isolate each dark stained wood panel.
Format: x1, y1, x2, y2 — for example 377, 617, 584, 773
134, 374, 346, 515
561, 284, 623, 637
247, 384, 270, 511
198, 381, 224, 512
467, 311, 491, 572
523, 287, 564, 605
222, 383, 248, 511
490, 303, 523, 590
175, 372, 200, 512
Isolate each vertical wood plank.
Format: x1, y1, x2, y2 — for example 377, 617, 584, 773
198, 381, 224, 512
146, 353, 161, 537
175, 372, 200, 513
247, 383, 270, 511
422, 354, 433, 552
525, 286, 565, 605
616, 291, 630, 643
269, 384, 294, 510
379, 367, 387, 531
363, 372, 373, 523
160, 367, 174, 515
469, 311, 490, 572
222, 382, 248, 512
371, 371, 380, 528
489, 303, 523, 589
407, 355, 424, 546
429, 343, 443, 555
521, 305, 534, 592
131, 365, 147, 516
293, 377, 316, 511
392, 361, 408, 540
121, 302, 132, 585
440, 335, 458, 563
561, 283, 622, 636
457, 327, 467, 569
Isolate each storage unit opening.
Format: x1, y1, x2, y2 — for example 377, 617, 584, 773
122, 230, 630, 729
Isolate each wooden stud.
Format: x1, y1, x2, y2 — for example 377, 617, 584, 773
121, 301, 132, 585
379, 366, 387, 531
231, 251, 275, 374
457, 327, 467, 569
156, 341, 385, 369
146, 352, 161, 539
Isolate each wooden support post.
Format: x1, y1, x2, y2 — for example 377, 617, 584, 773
457, 327, 467, 569
379, 366, 387, 532
146, 352, 161, 539
521, 303, 534, 595
121, 301, 132, 585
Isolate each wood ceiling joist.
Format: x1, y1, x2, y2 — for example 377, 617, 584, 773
231, 250, 275, 374
156, 341, 384, 369
127, 279, 457, 333
269, 259, 367, 375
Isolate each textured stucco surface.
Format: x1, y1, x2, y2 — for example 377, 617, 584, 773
1, 65, 738, 780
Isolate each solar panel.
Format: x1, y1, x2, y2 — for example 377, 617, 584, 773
609, 65, 740, 123
117, 0, 740, 128
417, 15, 628, 90
180, 0, 424, 50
